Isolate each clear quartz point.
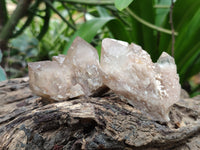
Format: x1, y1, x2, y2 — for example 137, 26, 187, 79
29, 37, 181, 122
28, 61, 73, 101
64, 37, 103, 96
28, 37, 103, 101
101, 38, 181, 122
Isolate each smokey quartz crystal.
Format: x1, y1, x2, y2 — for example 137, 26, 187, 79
28, 37, 103, 101
29, 37, 181, 122
100, 38, 181, 122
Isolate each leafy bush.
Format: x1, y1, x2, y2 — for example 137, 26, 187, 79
63, 0, 200, 91
0, 50, 7, 81
0, 0, 199, 95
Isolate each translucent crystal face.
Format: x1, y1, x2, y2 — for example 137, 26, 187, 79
28, 61, 73, 100
52, 54, 66, 64
101, 38, 181, 122
29, 37, 181, 122
64, 37, 103, 95
28, 37, 103, 101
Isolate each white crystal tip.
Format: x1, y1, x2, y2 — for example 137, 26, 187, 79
157, 52, 175, 65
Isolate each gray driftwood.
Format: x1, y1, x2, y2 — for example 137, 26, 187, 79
0, 77, 200, 150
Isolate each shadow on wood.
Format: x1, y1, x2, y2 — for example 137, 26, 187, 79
0, 78, 200, 150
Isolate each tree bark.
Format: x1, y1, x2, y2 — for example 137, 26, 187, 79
0, 77, 200, 150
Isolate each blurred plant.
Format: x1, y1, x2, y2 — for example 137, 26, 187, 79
120, 0, 200, 95
0, 0, 199, 96
102, 0, 200, 96
0, 50, 7, 81
62, 0, 200, 96
4, 33, 38, 78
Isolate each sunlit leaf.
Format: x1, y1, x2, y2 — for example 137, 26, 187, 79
128, 0, 157, 61
97, 6, 110, 18
0, 66, 7, 81
114, 0, 134, 11
0, 50, 2, 62
155, 0, 170, 26
0, 50, 7, 81
63, 17, 113, 54
107, 19, 132, 42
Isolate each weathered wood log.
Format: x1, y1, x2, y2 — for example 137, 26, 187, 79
0, 77, 200, 150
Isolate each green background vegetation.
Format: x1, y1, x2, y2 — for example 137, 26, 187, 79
0, 0, 199, 96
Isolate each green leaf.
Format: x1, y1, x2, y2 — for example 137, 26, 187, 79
179, 47, 200, 83
95, 44, 101, 59
185, 53, 200, 79
107, 19, 132, 42
173, 0, 200, 31
63, 17, 113, 54
0, 66, 7, 81
172, 8, 200, 83
190, 91, 200, 98
128, 0, 158, 61
97, 6, 110, 18
96, 7, 132, 42
159, 0, 200, 55
155, 0, 170, 26
156, 0, 200, 84
174, 8, 200, 62
0, 50, 7, 81
0, 50, 2, 62
115, 0, 134, 11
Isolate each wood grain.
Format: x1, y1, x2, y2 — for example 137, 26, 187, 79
0, 77, 200, 150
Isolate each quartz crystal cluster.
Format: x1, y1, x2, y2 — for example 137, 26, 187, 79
100, 38, 181, 122
29, 37, 103, 101
29, 37, 181, 122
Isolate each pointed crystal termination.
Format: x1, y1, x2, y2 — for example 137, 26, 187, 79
28, 60, 74, 101
64, 37, 103, 96
52, 54, 66, 64
101, 38, 181, 122
28, 37, 103, 101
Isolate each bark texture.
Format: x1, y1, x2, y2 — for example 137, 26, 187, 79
0, 77, 200, 150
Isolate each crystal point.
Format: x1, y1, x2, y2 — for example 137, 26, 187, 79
65, 37, 103, 95
29, 37, 181, 122
29, 37, 103, 101
101, 38, 181, 122
52, 54, 66, 64
28, 60, 72, 101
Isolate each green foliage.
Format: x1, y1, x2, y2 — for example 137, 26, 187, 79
1, 0, 199, 95
114, 0, 134, 11
110, 0, 200, 91
63, 17, 113, 54
0, 66, 7, 81
37, 19, 70, 59
5, 34, 38, 78
129, 0, 158, 60
0, 50, 2, 62
116, 0, 200, 94
155, 0, 171, 26
158, 0, 200, 84
0, 50, 7, 81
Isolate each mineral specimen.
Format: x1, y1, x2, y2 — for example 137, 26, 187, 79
100, 38, 181, 122
64, 37, 103, 96
28, 37, 103, 101
29, 37, 181, 122
28, 60, 74, 100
